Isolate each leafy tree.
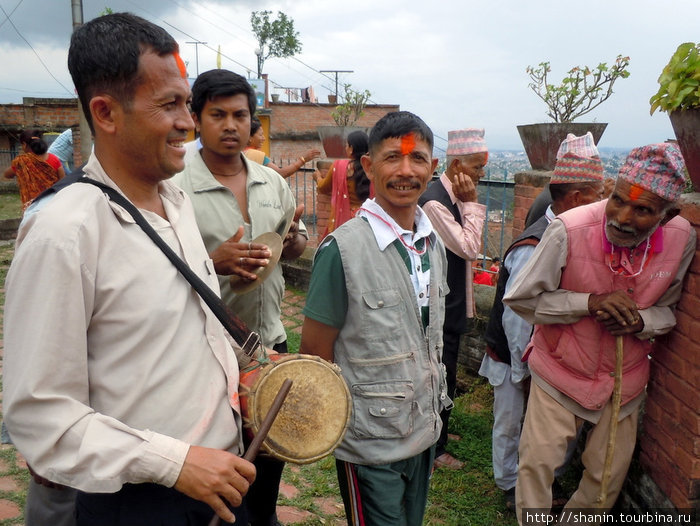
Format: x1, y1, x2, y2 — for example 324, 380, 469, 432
250, 10, 302, 77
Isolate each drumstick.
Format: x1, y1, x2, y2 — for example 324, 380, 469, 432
597, 335, 623, 506
208, 378, 293, 526
244, 378, 293, 461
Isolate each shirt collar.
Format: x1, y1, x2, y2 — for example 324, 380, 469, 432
84, 153, 186, 212
440, 172, 457, 205
186, 152, 267, 193
358, 198, 436, 251
544, 204, 556, 223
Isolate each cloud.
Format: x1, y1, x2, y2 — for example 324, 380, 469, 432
0, 0, 697, 150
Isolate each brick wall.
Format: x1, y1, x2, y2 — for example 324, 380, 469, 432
0, 97, 80, 161
0, 98, 79, 131
511, 176, 700, 512
512, 170, 550, 237
269, 102, 399, 245
639, 194, 700, 510
268, 102, 398, 162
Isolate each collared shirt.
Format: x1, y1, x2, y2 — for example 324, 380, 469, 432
306, 199, 438, 330
3, 154, 243, 492
357, 198, 435, 308
421, 173, 485, 317
174, 152, 305, 347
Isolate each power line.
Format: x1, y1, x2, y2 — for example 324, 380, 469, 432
0, 3, 73, 97
0, 0, 23, 31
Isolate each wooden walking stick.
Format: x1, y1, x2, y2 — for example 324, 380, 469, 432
208, 378, 293, 526
597, 336, 623, 507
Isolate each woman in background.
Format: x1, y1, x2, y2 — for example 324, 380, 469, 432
3, 130, 64, 209
245, 117, 319, 178
313, 130, 370, 238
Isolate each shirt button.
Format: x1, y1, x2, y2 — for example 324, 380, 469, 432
377, 300, 385, 308
416, 266, 421, 271
380, 407, 387, 415
419, 293, 424, 298
596, 403, 602, 409
609, 371, 615, 377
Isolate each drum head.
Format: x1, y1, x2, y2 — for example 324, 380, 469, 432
244, 354, 351, 464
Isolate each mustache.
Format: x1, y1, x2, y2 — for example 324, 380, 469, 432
606, 220, 637, 235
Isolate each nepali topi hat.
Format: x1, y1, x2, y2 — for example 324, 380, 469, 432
617, 142, 686, 202
550, 132, 604, 184
446, 128, 488, 156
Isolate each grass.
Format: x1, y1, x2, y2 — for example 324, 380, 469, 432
0, 193, 21, 221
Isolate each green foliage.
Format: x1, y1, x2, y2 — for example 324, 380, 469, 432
331, 83, 372, 127
250, 10, 302, 75
649, 42, 700, 114
99, 7, 114, 15
0, 190, 21, 220
526, 55, 631, 123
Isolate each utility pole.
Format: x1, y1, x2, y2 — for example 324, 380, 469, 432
186, 41, 207, 77
71, 0, 92, 164
320, 70, 353, 98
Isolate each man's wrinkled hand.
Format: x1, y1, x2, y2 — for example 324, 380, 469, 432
589, 290, 643, 335
174, 446, 256, 523
210, 226, 271, 280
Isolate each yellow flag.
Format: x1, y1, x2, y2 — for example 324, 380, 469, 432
216, 45, 222, 69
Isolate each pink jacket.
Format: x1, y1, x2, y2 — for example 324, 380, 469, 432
528, 200, 692, 410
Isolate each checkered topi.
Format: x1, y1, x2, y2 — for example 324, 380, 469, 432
446, 128, 488, 156
550, 132, 604, 184
618, 143, 686, 202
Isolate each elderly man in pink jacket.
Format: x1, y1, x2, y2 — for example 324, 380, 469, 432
504, 143, 696, 523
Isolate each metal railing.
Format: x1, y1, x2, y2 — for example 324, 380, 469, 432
280, 158, 515, 258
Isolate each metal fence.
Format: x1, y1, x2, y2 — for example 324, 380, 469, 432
0, 149, 515, 260
282, 158, 515, 259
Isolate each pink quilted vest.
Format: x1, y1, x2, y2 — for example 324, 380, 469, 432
528, 200, 691, 410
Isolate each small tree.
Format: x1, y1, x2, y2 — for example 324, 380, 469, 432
332, 83, 372, 127
250, 10, 302, 77
526, 55, 631, 123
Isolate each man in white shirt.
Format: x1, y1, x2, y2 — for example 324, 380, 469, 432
3, 13, 254, 526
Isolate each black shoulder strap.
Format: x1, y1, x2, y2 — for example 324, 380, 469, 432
78, 176, 261, 357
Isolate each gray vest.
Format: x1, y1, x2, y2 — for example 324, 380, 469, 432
329, 218, 450, 465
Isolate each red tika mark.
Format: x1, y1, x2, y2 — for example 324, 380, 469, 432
629, 184, 644, 201
400, 133, 416, 155
173, 52, 187, 79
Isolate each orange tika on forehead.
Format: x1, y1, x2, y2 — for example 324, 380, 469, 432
173, 52, 187, 79
629, 184, 644, 201
400, 133, 416, 155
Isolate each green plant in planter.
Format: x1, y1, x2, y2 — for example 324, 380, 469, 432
331, 83, 372, 127
649, 42, 700, 114
526, 55, 631, 122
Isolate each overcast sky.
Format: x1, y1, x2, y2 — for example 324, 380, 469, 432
0, 0, 697, 152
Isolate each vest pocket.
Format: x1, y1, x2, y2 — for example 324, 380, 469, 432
351, 380, 414, 439
360, 289, 405, 341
